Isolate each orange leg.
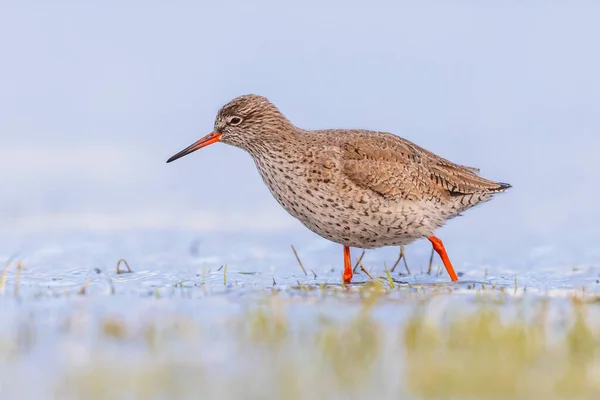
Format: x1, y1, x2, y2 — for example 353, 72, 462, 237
343, 245, 353, 284
427, 236, 459, 282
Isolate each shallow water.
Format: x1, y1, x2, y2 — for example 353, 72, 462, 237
3, 230, 599, 293
1, 231, 600, 399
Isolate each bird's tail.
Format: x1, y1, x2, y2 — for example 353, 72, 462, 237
488, 182, 512, 193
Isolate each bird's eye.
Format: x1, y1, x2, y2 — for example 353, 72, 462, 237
229, 117, 242, 125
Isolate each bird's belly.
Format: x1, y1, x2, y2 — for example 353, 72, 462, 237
270, 182, 446, 249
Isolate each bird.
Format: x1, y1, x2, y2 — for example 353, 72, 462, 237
167, 94, 511, 284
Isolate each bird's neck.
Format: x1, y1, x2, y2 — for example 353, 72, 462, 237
245, 123, 303, 157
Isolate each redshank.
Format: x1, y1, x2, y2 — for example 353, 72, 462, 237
167, 95, 511, 284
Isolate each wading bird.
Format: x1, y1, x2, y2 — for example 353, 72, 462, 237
167, 95, 511, 283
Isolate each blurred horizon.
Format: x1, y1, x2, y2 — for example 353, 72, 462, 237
2, 1, 599, 269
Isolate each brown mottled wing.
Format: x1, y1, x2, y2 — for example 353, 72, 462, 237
340, 132, 501, 200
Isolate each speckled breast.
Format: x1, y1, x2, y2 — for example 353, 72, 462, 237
251, 151, 449, 249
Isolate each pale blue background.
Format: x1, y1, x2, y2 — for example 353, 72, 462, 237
1, 1, 599, 270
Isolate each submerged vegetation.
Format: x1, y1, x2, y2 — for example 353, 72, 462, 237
1, 255, 600, 399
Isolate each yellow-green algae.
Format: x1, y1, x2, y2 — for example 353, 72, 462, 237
0, 276, 599, 399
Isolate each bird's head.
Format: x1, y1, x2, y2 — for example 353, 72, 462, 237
167, 94, 292, 163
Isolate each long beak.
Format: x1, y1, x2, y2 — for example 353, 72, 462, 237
166, 132, 222, 163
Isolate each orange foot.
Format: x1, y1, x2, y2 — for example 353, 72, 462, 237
428, 236, 459, 282
343, 245, 353, 283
